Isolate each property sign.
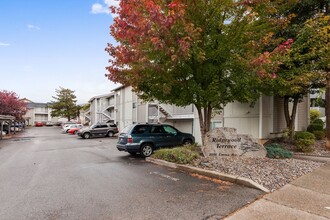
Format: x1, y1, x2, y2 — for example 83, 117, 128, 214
202, 127, 266, 158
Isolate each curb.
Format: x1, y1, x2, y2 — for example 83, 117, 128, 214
293, 154, 330, 163
0, 135, 13, 140
146, 157, 270, 193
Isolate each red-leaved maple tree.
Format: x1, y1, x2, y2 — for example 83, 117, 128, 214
0, 90, 27, 120
106, 0, 199, 84
106, 0, 264, 145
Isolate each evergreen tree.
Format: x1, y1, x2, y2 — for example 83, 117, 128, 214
50, 87, 79, 121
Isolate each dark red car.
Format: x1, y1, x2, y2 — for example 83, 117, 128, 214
35, 122, 43, 127
68, 127, 80, 135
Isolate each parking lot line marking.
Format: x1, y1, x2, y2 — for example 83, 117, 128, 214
151, 171, 179, 182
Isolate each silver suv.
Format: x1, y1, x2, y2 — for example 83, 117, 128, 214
77, 123, 118, 139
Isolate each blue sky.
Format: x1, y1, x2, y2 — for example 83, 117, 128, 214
0, 0, 120, 104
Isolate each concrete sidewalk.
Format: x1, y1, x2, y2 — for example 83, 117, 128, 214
225, 162, 330, 219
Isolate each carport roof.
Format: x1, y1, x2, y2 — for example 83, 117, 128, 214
0, 115, 15, 120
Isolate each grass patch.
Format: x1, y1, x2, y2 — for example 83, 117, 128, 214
152, 144, 200, 164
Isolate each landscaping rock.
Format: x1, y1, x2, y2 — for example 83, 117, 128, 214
203, 127, 267, 158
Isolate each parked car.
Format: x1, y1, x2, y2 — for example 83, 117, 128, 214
67, 127, 80, 135
116, 123, 195, 157
77, 123, 118, 139
46, 121, 53, 126
53, 121, 62, 126
62, 124, 83, 133
35, 122, 43, 127
61, 121, 76, 128
14, 122, 23, 128
11, 127, 21, 132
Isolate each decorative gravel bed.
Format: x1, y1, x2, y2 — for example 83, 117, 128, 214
191, 157, 325, 192
266, 138, 330, 157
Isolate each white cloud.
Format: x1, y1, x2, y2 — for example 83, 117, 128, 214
104, 0, 120, 8
27, 24, 41, 31
0, 42, 10, 47
91, 0, 119, 16
91, 3, 110, 14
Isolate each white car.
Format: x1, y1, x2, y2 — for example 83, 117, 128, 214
62, 124, 83, 133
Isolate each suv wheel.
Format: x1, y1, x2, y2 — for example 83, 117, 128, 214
140, 143, 153, 157
83, 133, 91, 139
107, 131, 114, 137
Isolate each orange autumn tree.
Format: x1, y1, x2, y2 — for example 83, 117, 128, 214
248, 0, 329, 140
106, 0, 266, 144
251, 38, 323, 140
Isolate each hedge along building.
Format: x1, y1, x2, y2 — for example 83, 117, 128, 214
88, 85, 309, 144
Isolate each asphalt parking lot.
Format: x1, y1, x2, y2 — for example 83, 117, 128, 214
0, 126, 263, 220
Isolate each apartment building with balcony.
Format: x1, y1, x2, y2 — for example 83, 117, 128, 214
22, 98, 70, 126
88, 86, 309, 144
22, 99, 52, 126
88, 86, 222, 143
88, 93, 116, 125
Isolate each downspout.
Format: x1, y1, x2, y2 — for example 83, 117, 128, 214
114, 95, 117, 125
270, 96, 274, 133
146, 102, 149, 123
94, 99, 97, 124
157, 103, 160, 123
259, 95, 263, 140
135, 98, 138, 123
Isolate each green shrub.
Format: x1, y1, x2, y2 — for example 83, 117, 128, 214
310, 109, 320, 122
152, 145, 199, 164
295, 139, 315, 153
294, 131, 315, 140
312, 118, 324, 126
265, 144, 292, 159
307, 123, 324, 133
313, 130, 325, 140
281, 128, 290, 139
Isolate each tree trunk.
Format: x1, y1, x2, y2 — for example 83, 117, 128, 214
196, 103, 212, 147
283, 96, 290, 128
290, 97, 299, 140
326, 79, 330, 150
283, 96, 299, 140
196, 105, 205, 146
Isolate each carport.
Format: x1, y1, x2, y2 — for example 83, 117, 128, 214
0, 115, 15, 140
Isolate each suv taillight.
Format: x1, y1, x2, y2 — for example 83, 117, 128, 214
127, 135, 133, 143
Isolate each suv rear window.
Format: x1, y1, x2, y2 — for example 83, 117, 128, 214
121, 125, 134, 134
